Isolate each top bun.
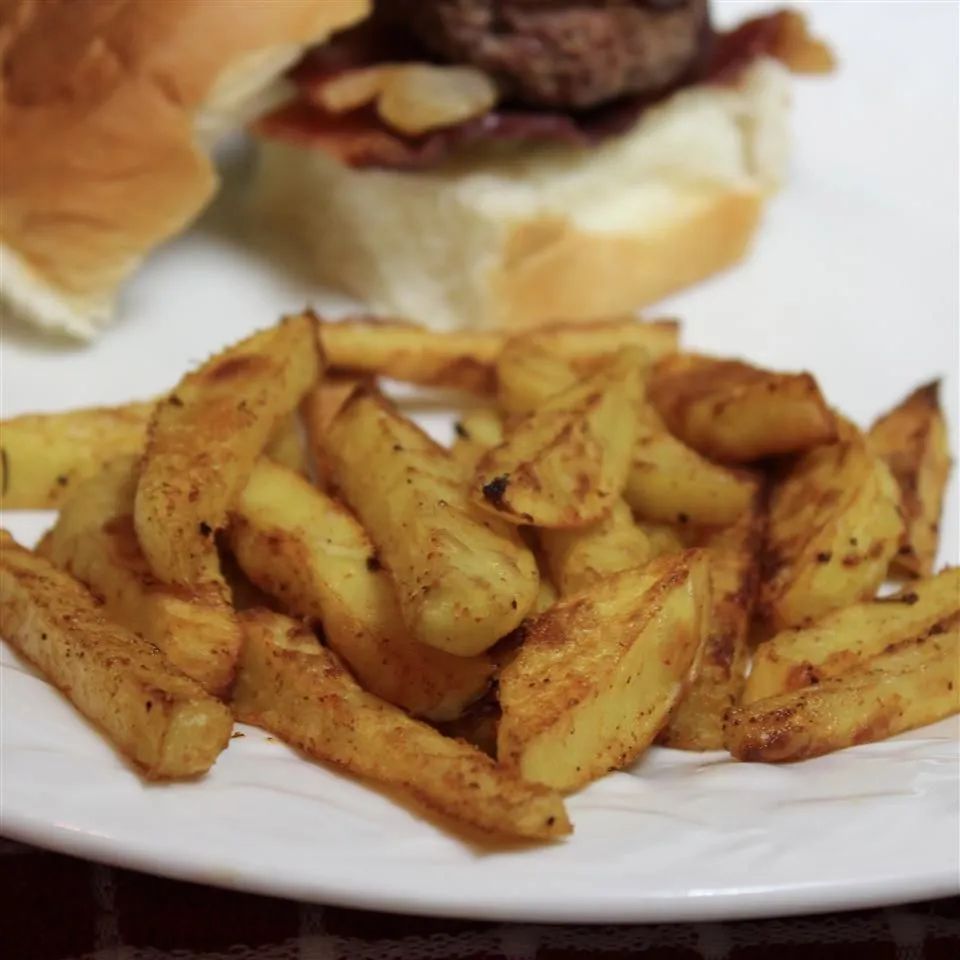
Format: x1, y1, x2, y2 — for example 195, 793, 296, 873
0, 0, 370, 337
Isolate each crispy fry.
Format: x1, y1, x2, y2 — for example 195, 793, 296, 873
758, 424, 904, 633
498, 550, 710, 791
539, 500, 653, 596
38, 457, 243, 697
660, 497, 765, 750
744, 567, 960, 704
0, 401, 154, 509
0, 533, 232, 777
649, 354, 837, 462
322, 388, 539, 656
475, 351, 643, 528
229, 459, 493, 720
725, 623, 960, 762
320, 317, 500, 393
135, 316, 322, 586
234, 609, 571, 840
869, 381, 952, 578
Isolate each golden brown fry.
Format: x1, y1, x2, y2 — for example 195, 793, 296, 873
725, 623, 960, 763
869, 381, 952, 578
322, 389, 539, 656
301, 375, 367, 481
229, 459, 493, 720
450, 408, 504, 471
649, 354, 837, 462
495, 341, 583, 418
0, 401, 154, 509
475, 351, 643, 528
758, 424, 904, 633
623, 404, 757, 527
0, 533, 232, 778
234, 609, 571, 840
135, 316, 322, 586
539, 500, 653, 596
38, 458, 243, 697
320, 316, 500, 393
744, 567, 960, 704
498, 550, 710, 791
660, 497, 765, 750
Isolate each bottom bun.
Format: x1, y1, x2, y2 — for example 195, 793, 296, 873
251, 58, 792, 331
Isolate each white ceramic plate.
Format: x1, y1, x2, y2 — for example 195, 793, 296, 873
2, 1, 958, 922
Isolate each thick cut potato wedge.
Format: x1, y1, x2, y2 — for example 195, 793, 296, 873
0, 401, 153, 509
744, 567, 960, 704
229, 459, 493, 720
624, 404, 757, 527
135, 316, 322, 586
320, 317, 500, 393
498, 550, 710, 791
475, 352, 643, 528
38, 458, 243, 697
725, 623, 960, 762
869, 381, 952, 578
540, 500, 653, 596
234, 609, 571, 841
649, 354, 837, 462
322, 389, 539, 656
759, 425, 904, 633
660, 498, 764, 750
0, 532, 232, 777
450, 408, 504, 471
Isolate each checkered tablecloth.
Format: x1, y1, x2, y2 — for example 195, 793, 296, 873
2, 839, 958, 960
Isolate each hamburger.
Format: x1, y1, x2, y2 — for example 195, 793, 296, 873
0, 1, 831, 337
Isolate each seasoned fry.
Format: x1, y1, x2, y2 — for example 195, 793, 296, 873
498, 550, 710, 791
0, 533, 233, 778
322, 389, 539, 656
320, 317, 500, 393
539, 499, 653, 596
496, 341, 583, 417
234, 609, 571, 840
135, 316, 322, 586
744, 567, 960, 704
725, 623, 960, 762
450, 408, 504, 470
649, 354, 837, 462
660, 497, 764, 750
758, 424, 904, 633
38, 458, 243, 697
475, 351, 643, 527
229, 459, 493, 720
869, 381, 952, 578
623, 404, 757, 527
0, 401, 154, 509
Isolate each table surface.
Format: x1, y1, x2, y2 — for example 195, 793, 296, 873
2, 839, 958, 960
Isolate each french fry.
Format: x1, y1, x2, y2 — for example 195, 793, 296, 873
450, 408, 504, 470
495, 342, 584, 418
322, 388, 539, 656
869, 381, 952, 578
539, 500, 653, 596
725, 623, 960, 762
229, 459, 493, 720
758, 423, 905, 633
0, 401, 154, 509
263, 413, 307, 475
744, 567, 960, 704
660, 497, 765, 750
301, 375, 367, 481
320, 317, 500, 393
624, 404, 758, 526
38, 457, 243, 697
475, 351, 643, 527
135, 315, 322, 586
649, 354, 837, 462
234, 609, 571, 840
0, 532, 233, 778
498, 550, 710, 791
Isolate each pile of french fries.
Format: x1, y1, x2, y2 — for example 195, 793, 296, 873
2, 314, 957, 841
